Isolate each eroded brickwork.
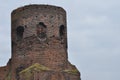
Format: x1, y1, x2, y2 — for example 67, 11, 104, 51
0, 5, 81, 80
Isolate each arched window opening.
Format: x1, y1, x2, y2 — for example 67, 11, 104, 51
39, 22, 46, 28
66, 43, 68, 49
36, 22, 47, 41
16, 26, 24, 41
12, 41, 14, 53
59, 25, 65, 39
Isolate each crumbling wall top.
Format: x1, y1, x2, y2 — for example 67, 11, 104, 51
11, 4, 66, 16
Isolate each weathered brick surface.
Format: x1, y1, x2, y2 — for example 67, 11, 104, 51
0, 5, 81, 80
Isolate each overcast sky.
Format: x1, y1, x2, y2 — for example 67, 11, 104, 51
0, 0, 120, 80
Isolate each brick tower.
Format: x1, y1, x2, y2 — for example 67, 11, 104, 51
0, 5, 81, 80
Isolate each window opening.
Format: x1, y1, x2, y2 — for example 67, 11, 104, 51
16, 26, 24, 41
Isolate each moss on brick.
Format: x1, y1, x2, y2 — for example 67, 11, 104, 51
63, 69, 79, 75
5, 71, 11, 80
20, 63, 50, 74
19, 63, 50, 80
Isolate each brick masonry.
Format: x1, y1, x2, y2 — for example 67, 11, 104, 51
0, 5, 81, 80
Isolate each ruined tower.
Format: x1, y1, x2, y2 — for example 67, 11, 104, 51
0, 5, 81, 80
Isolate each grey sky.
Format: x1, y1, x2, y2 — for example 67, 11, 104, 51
0, 0, 120, 80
